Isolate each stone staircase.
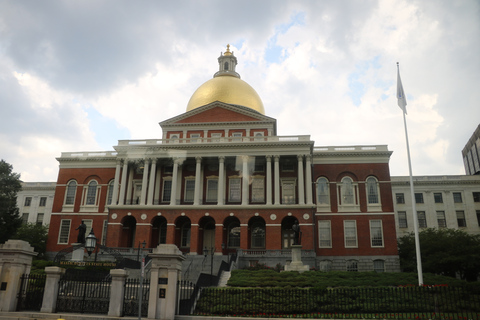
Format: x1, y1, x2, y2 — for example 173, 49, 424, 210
217, 270, 231, 287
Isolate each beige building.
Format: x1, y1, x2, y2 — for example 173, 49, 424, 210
16, 182, 56, 226
392, 175, 480, 237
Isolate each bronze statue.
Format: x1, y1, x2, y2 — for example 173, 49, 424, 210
76, 220, 86, 244
292, 221, 301, 245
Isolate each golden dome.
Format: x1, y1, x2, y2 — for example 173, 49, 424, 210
186, 45, 265, 115
186, 76, 265, 114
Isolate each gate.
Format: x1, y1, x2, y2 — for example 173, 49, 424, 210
123, 278, 149, 317
56, 270, 111, 314
177, 280, 199, 315
16, 273, 46, 311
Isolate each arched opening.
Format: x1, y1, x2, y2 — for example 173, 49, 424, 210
224, 216, 240, 253
248, 217, 265, 249
281, 216, 298, 248
200, 216, 215, 254
151, 216, 167, 247
120, 216, 136, 248
175, 216, 191, 253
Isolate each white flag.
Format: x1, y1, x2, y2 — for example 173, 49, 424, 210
397, 63, 407, 114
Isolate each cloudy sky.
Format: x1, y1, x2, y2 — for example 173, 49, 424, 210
1, 0, 479, 182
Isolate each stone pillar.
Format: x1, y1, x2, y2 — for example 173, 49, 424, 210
147, 159, 157, 205
242, 156, 249, 205
274, 155, 280, 205
305, 155, 313, 205
126, 165, 134, 205
217, 156, 225, 205
194, 157, 202, 206
148, 244, 185, 320
170, 159, 179, 205
0, 240, 37, 312
266, 155, 272, 205
108, 269, 128, 317
111, 160, 122, 205
297, 155, 305, 205
284, 245, 309, 273
118, 160, 129, 205
40, 266, 65, 313
140, 159, 150, 205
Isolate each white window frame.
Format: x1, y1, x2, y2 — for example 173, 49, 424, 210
184, 178, 195, 203
251, 176, 265, 203
281, 179, 296, 204
316, 177, 330, 212
106, 180, 115, 206
398, 211, 408, 228
58, 219, 72, 244
24, 197, 32, 206
36, 213, 44, 225
456, 210, 467, 227
436, 211, 447, 228
418, 211, 427, 228
318, 220, 332, 248
80, 180, 100, 212
162, 178, 172, 202
373, 260, 385, 272
366, 176, 382, 211
453, 192, 463, 203
344, 220, 358, 248
39, 197, 47, 207
228, 177, 241, 202
63, 180, 77, 212
370, 220, 384, 247
338, 177, 359, 212
206, 178, 218, 202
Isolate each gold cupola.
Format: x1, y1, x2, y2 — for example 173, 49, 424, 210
186, 45, 265, 114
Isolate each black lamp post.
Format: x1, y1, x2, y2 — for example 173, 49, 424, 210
85, 229, 97, 256
138, 240, 146, 320
204, 246, 214, 286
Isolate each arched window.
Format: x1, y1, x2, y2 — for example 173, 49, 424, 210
250, 218, 265, 249
366, 177, 379, 204
227, 221, 240, 248
65, 180, 77, 205
181, 222, 191, 248
316, 177, 330, 205
86, 180, 98, 205
106, 180, 115, 205
341, 177, 354, 204
224, 62, 229, 71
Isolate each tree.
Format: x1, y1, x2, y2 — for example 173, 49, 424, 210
398, 228, 480, 281
0, 159, 22, 244
13, 223, 49, 259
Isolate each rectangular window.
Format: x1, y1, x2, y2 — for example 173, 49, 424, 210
373, 260, 385, 273
58, 219, 71, 244
229, 178, 241, 202
453, 192, 463, 203
415, 193, 424, 204
189, 133, 200, 143
251, 177, 265, 202
436, 211, 446, 228
24, 197, 32, 206
398, 211, 408, 228
36, 213, 44, 225
101, 220, 108, 245
473, 192, 480, 202
370, 220, 383, 247
39, 197, 47, 207
456, 210, 467, 227
344, 220, 357, 248
418, 211, 427, 228
282, 180, 296, 204
162, 180, 172, 202
318, 221, 332, 248
206, 179, 218, 202
396, 193, 405, 204
434, 193, 443, 203
184, 179, 195, 202
22, 213, 29, 224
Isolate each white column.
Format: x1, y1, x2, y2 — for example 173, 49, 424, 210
242, 156, 249, 205
305, 155, 313, 205
126, 167, 134, 205
194, 157, 202, 205
118, 160, 129, 205
111, 160, 122, 205
147, 159, 157, 205
274, 155, 280, 205
217, 156, 225, 205
140, 159, 150, 205
170, 159, 179, 205
154, 164, 162, 205
297, 155, 305, 205
266, 155, 272, 205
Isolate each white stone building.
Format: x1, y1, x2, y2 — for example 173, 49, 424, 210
16, 182, 56, 226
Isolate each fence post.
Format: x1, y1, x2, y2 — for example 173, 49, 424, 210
108, 269, 128, 317
0, 240, 37, 312
148, 244, 185, 320
40, 266, 65, 313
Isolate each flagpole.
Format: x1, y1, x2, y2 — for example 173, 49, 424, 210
397, 62, 423, 286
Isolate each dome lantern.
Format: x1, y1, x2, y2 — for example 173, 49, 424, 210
214, 44, 240, 78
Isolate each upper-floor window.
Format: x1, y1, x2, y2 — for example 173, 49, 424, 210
85, 181, 98, 205
344, 220, 357, 248
24, 197, 32, 207
251, 177, 265, 203
473, 192, 480, 202
281, 179, 296, 204
57, 219, 71, 244
106, 180, 115, 205
340, 177, 355, 205
316, 177, 330, 205
366, 177, 379, 204
184, 179, 195, 203
437, 211, 446, 228
415, 193, 424, 204
418, 211, 427, 228
456, 210, 467, 227
318, 220, 331, 248
206, 178, 218, 202
162, 179, 172, 202
396, 193, 405, 204
434, 193, 443, 203
453, 192, 463, 203
229, 178, 241, 202
39, 197, 47, 207
398, 211, 407, 228
36, 213, 44, 226
370, 220, 383, 247
65, 181, 77, 205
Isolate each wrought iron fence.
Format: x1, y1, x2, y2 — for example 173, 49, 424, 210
177, 280, 198, 315
193, 286, 480, 319
123, 278, 150, 317
16, 273, 46, 311
56, 271, 111, 314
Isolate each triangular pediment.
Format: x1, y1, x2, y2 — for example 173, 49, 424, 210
160, 101, 275, 126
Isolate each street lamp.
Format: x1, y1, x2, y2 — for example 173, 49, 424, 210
138, 240, 146, 320
85, 229, 97, 256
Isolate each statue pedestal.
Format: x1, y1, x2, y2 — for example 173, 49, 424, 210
71, 243, 84, 261
284, 245, 309, 273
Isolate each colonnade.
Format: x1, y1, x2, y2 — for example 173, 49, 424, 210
110, 155, 314, 206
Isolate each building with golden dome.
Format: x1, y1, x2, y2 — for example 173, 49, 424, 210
46, 46, 400, 276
